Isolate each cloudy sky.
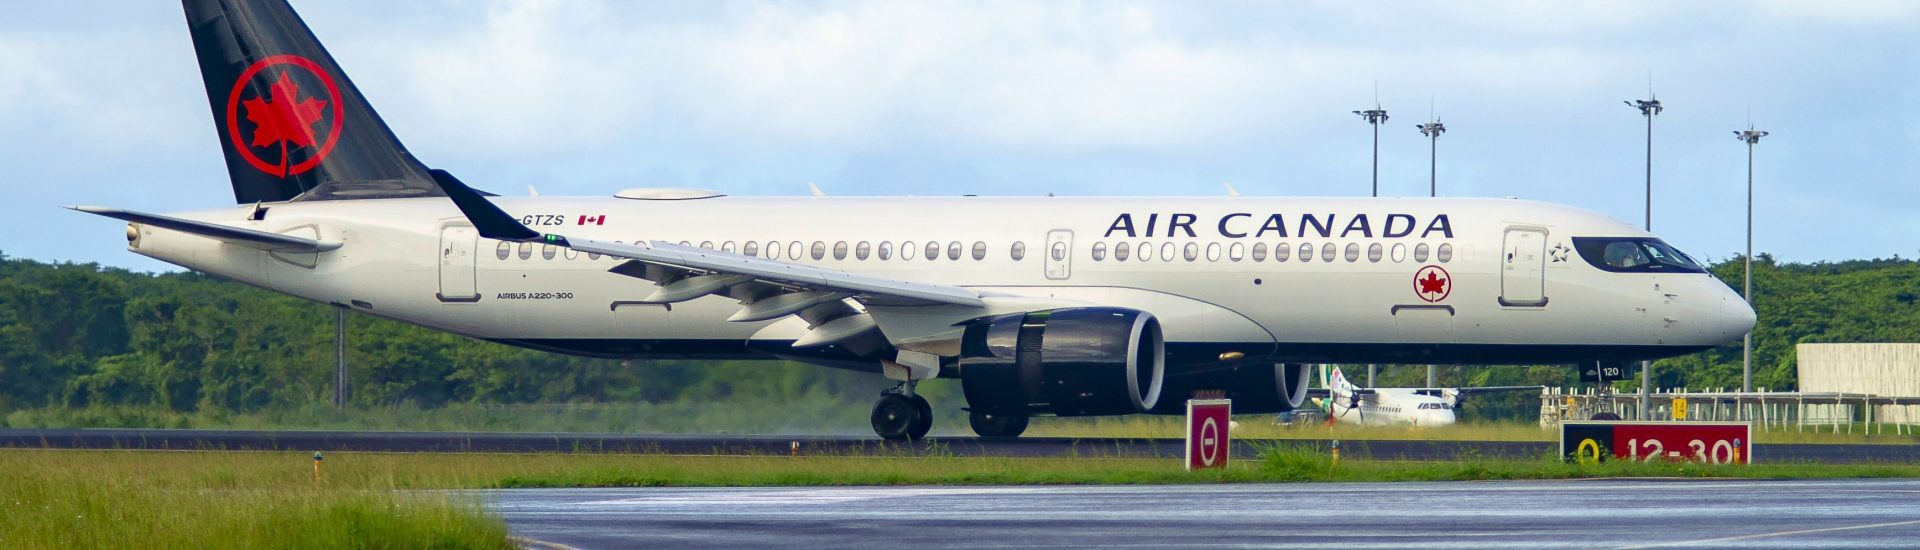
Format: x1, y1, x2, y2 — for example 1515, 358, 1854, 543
3, 1, 1916, 271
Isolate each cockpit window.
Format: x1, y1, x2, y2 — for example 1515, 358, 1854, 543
1572, 237, 1706, 273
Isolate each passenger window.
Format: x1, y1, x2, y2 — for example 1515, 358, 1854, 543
972, 241, 987, 261
542, 243, 557, 260
1183, 243, 1199, 262
789, 241, 804, 261
856, 241, 871, 260
1368, 243, 1383, 263
700, 241, 714, 250
743, 241, 760, 257
903, 241, 918, 260
722, 241, 736, 253
1228, 242, 1244, 262
1438, 243, 1454, 263
878, 241, 893, 260
517, 242, 532, 260
1139, 242, 1155, 262
1206, 243, 1222, 262
496, 241, 511, 260
564, 248, 578, 261
833, 241, 848, 260
1115, 242, 1131, 261
1297, 243, 1312, 262
811, 241, 827, 261
1414, 243, 1430, 263
680, 241, 692, 247
948, 241, 962, 260
1160, 242, 1176, 262
1390, 243, 1406, 263
1051, 241, 1067, 261
1322, 243, 1336, 262
926, 241, 940, 261
1251, 242, 1268, 262
1011, 242, 1026, 261
1344, 243, 1359, 262
1092, 242, 1108, 261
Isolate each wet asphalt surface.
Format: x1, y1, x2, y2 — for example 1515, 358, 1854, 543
484, 478, 1920, 549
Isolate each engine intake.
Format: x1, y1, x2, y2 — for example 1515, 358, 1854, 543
958, 308, 1165, 417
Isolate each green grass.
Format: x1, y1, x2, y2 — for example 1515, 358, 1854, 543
0, 451, 512, 549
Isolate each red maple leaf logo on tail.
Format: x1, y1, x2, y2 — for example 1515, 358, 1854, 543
242, 72, 329, 149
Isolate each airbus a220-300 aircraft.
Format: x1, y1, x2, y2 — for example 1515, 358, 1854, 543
74, 0, 1755, 440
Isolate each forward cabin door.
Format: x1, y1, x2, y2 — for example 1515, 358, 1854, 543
437, 224, 480, 302
1499, 226, 1547, 307
1045, 229, 1073, 280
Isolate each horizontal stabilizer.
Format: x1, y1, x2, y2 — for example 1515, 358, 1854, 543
68, 206, 340, 253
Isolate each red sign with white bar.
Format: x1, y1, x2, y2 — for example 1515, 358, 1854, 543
1186, 399, 1232, 470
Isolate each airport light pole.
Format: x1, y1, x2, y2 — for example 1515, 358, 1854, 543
1418, 119, 1446, 388
1625, 94, 1661, 418
1735, 127, 1767, 393
334, 305, 348, 407
1355, 106, 1387, 386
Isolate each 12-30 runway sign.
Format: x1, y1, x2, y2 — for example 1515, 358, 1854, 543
1562, 421, 1751, 464
1186, 399, 1231, 470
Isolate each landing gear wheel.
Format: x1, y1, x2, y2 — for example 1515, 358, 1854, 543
968, 411, 1030, 438
910, 394, 933, 438
872, 394, 929, 441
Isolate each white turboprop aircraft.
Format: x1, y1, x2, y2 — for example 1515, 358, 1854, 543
72, 0, 1754, 440
1312, 366, 1542, 427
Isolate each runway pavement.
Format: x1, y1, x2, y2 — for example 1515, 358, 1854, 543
4, 428, 1917, 463
485, 479, 1920, 549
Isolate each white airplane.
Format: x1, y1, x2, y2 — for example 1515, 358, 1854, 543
71, 0, 1755, 440
1312, 366, 1542, 427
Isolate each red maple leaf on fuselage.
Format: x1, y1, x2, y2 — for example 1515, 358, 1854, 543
242, 72, 328, 149
1419, 271, 1448, 295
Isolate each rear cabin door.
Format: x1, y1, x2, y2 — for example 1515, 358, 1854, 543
438, 225, 480, 302
1499, 227, 1547, 307
1045, 229, 1073, 280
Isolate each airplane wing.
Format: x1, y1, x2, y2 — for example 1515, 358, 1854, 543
428, 169, 984, 348
1453, 386, 1545, 397
68, 206, 341, 253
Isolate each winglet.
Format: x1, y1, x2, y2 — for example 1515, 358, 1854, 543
428, 169, 539, 241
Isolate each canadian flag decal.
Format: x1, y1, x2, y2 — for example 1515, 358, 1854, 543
578, 215, 606, 225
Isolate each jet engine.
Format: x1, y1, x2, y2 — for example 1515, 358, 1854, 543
957, 308, 1165, 417
1150, 363, 1313, 415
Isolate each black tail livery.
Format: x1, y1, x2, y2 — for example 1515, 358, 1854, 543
183, 0, 443, 203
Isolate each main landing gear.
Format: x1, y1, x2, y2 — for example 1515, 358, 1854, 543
871, 384, 932, 441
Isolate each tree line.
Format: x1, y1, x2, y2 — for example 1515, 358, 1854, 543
0, 252, 1914, 416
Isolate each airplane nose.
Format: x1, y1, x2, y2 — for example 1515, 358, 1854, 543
1720, 287, 1757, 339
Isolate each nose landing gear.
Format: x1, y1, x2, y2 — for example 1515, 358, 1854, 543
871, 384, 932, 441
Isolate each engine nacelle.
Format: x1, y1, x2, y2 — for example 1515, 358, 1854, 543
958, 308, 1165, 417
1150, 363, 1313, 415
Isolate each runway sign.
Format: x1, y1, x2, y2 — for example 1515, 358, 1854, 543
1186, 399, 1231, 470
1562, 421, 1750, 464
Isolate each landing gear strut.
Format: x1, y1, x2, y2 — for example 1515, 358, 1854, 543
968, 411, 1029, 438
871, 384, 932, 441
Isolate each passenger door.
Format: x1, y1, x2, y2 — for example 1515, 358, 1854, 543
1499, 227, 1547, 307
437, 224, 479, 302
1045, 229, 1073, 280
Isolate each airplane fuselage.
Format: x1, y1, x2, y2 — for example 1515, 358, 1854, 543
128, 194, 1755, 374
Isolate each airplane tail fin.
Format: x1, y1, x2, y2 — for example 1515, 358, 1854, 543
182, 0, 443, 204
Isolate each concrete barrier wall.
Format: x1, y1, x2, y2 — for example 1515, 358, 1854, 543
1798, 343, 1920, 423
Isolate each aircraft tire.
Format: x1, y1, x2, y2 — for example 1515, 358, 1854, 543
872, 394, 925, 441
968, 411, 1029, 438
910, 394, 934, 439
